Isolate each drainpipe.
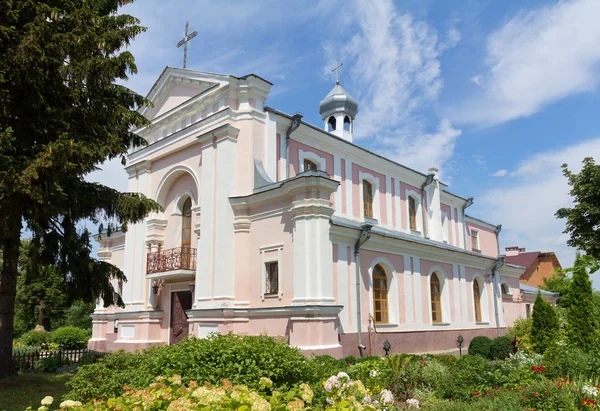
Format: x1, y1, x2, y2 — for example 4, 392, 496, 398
461, 197, 474, 249
354, 223, 373, 357
491, 255, 506, 337
420, 173, 434, 238
494, 224, 503, 257
285, 112, 303, 179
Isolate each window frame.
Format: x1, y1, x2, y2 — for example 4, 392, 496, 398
471, 229, 480, 252
372, 264, 389, 324
264, 261, 279, 295
298, 149, 326, 173
363, 179, 374, 218
473, 280, 482, 323
359, 171, 380, 221
430, 273, 443, 323
260, 244, 283, 300
405, 189, 423, 234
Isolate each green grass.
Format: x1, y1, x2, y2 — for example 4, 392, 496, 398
0, 373, 72, 411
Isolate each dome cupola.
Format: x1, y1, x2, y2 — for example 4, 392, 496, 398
319, 82, 358, 142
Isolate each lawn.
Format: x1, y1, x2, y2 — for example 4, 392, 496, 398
0, 373, 72, 411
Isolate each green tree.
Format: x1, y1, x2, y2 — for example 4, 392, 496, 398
565, 253, 599, 351
541, 268, 571, 307
531, 291, 560, 354
556, 158, 600, 260
0, 1, 161, 377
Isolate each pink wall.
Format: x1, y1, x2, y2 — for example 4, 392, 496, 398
399, 181, 426, 232
420, 260, 454, 324
163, 173, 199, 250
352, 164, 388, 223
465, 221, 498, 257
155, 84, 201, 118
440, 203, 453, 245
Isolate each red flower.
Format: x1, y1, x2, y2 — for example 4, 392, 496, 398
531, 366, 539, 372
472, 391, 480, 396
539, 365, 546, 372
582, 398, 597, 407
532, 392, 540, 397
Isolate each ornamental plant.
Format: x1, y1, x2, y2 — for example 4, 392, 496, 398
468, 336, 492, 358
566, 253, 599, 351
531, 291, 560, 354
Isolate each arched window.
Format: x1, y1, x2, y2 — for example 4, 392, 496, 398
343, 116, 351, 132
363, 180, 374, 218
181, 197, 192, 269
501, 283, 509, 295
373, 264, 389, 324
431, 273, 442, 323
409, 196, 417, 231
328, 116, 337, 132
303, 159, 318, 171
473, 280, 482, 323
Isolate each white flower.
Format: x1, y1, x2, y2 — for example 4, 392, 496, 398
326, 397, 334, 405
324, 376, 339, 392
363, 394, 372, 404
406, 398, 420, 408
583, 385, 599, 397
369, 369, 379, 377
336, 371, 350, 380
59, 400, 82, 408
380, 389, 394, 405
40, 396, 53, 406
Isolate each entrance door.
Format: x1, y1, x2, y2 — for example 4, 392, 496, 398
170, 291, 192, 344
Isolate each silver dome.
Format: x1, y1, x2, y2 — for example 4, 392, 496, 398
319, 83, 359, 119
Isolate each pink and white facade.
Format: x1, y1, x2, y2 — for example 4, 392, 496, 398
90, 68, 529, 357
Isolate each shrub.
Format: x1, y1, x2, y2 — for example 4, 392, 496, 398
566, 254, 599, 351
50, 326, 91, 349
531, 291, 559, 354
66, 334, 316, 402
489, 336, 513, 360
431, 354, 458, 368
508, 316, 533, 352
387, 354, 427, 402
15, 329, 51, 347
468, 336, 492, 358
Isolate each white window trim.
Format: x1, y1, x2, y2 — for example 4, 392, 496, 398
442, 211, 449, 244
260, 244, 283, 301
500, 282, 513, 298
172, 189, 197, 216
471, 229, 480, 251
367, 257, 399, 326
471, 273, 491, 324
472, 274, 490, 323
405, 189, 423, 234
428, 266, 452, 325
359, 171, 380, 221
299, 149, 326, 172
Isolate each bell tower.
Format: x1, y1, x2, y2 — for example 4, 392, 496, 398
319, 62, 358, 142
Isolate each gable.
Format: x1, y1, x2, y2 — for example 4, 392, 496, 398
153, 84, 209, 118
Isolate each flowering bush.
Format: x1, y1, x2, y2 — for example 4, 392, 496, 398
322, 371, 395, 409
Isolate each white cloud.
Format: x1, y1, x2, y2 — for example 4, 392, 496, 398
473, 154, 485, 167
470, 75, 483, 86
477, 138, 600, 282
492, 169, 508, 177
324, 0, 461, 173
450, 0, 600, 126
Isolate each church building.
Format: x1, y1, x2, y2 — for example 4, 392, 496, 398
90, 67, 530, 357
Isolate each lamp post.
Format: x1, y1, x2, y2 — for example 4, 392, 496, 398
383, 340, 391, 357
152, 281, 159, 295
457, 335, 464, 357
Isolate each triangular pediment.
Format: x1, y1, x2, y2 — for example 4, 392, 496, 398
141, 67, 231, 120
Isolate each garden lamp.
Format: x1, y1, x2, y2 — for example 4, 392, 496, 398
457, 334, 464, 357
383, 340, 391, 357
152, 281, 159, 295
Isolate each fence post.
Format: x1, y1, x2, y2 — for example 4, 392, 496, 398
59, 344, 64, 367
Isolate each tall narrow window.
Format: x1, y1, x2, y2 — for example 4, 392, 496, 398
265, 262, 279, 295
501, 283, 509, 295
343, 116, 351, 132
471, 230, 480, 251
373, 264, 389, 324
181, 198, 192, 269
473, 280, 482, 323
409, 196, 417, 231
363, 180, 374, 218
431, 273, 442, 323
328, 116, 337, 132
303, 159, 318, 171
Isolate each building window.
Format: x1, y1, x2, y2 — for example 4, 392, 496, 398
372, 264, 389, 324
303, 159, 318, 171
363, 180, 374, 218
473, 280, 482, 323
343, 116, 351, 132
265, 262, 279, 295
471, 229, 480, 251
526, 304, 531, 319
182, 197, 192, 248
431, 273, 443, 323
501, 283, 509, 295
409, 196, 418, 231
328, 116, 336, 132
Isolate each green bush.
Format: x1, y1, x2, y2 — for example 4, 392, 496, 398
66, 334, 316, 402
15, 329, 51, 347
489, 336, 513, 360
468, 336, 492, 358
50, 326, 91, 349
508, 316, 533, 352
531, 291, 560, 354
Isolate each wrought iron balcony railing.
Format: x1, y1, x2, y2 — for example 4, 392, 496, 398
146, 247, 196, 274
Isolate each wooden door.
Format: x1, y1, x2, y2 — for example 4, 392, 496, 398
170, 291, 192, 344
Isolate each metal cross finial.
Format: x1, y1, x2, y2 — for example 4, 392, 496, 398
176, 21, 198, 69
332, 60, 343, 84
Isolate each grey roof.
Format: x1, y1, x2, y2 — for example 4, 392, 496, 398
319, 83, 359, 118
520, 283, 559, 297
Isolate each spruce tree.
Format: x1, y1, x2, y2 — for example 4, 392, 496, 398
531, 291, 560, 354
566, 253, 599, 351
0, 1, 161, 376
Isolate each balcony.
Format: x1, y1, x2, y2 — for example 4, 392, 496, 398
146, 247, 197, 279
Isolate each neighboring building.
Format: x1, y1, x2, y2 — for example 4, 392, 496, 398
505, 246, 562, 288
89, 68, 527, 357
501, 283, 559, 326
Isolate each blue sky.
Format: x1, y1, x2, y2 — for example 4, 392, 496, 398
89, 0, 600, 280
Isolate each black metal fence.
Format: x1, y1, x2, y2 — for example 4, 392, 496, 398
12, 346, 107, 371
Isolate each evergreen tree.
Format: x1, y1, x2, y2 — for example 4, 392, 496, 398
0, 0, 161, 377
566, 253, 599, 351
531, 291, 560, 354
